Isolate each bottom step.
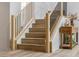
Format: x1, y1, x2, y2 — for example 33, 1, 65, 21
17, 44, 46, 52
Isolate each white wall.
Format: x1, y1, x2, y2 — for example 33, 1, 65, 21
52, 16, 66, 52
21, 2, 30, 10
67, 2, 79, 18
33, 2, 58, 19
67, 2, 79, 45
74, 20, 79, 45
0, 2, 10, 51
10, 2, 21, 15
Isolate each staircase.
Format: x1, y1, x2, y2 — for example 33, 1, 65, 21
16, 9, 61, 52
17, 19, 47, 52
11, 2, 62, 53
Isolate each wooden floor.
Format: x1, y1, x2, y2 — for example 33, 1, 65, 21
0, 45, 79, 57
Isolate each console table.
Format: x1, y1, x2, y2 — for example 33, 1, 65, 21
60, 26, 78, 49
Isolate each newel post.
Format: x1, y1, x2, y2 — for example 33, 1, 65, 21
45, 11, 51, 53
11, 15, 16, 50
61, 2, 63, 16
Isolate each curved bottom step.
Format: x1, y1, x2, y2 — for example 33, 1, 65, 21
17, 44, 46, 52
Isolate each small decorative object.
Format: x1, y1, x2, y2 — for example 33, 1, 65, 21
64, 19, 70, 27
60, 27, 78, 49
68, 13, 77, 26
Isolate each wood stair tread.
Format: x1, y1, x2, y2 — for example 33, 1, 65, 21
17, 19, 46, 52
25, 32, 45, 38
36, 19, 44, 21
32, 27, 46, 28
29, 28, 46, 32
32, 24, 45, 27
35, 20, 45, 24
18, 43, 45, 47
35, 22, 45, 24
27, 32, 46, 34
30, 27, 46, 29
22, 38, 45, 40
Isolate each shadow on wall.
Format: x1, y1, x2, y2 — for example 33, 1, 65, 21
0, 2, 10, 51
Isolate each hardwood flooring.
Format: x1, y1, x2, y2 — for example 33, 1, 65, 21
0, 45, 79, 57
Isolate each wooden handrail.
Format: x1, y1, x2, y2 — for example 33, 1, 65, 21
10, 15, 16, 50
